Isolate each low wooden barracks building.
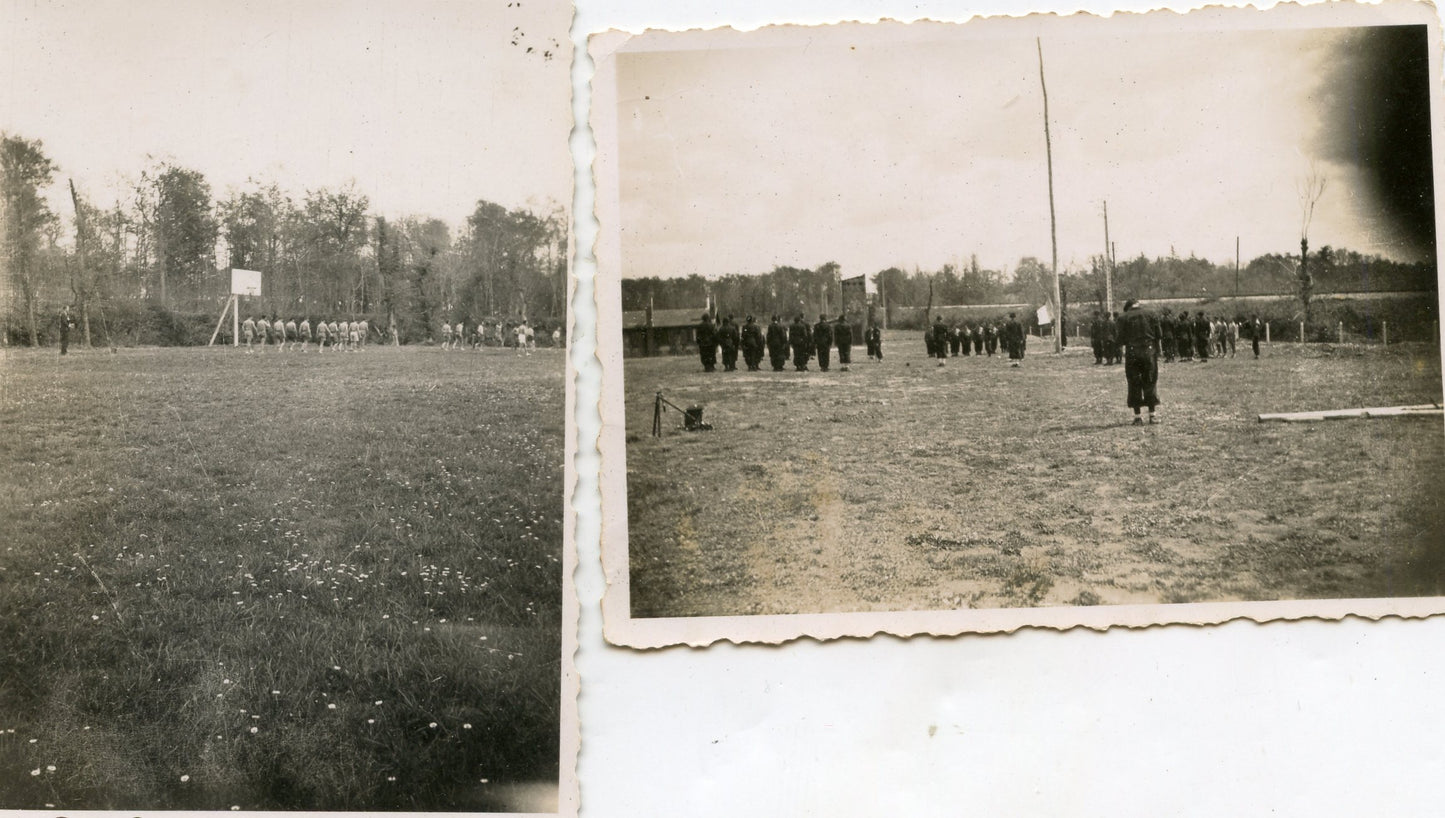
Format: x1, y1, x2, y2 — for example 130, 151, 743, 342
621, 305, 708, 357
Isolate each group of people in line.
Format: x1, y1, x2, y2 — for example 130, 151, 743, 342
924, 314, 1030, 367
239, 315, 561, 353
695, 313, 884, 373
694, 311, 1037, 373
1090, 309, 1266, 364
689, 302, 1272, 428
440, 320, 558, 352
242, 316, 375, 352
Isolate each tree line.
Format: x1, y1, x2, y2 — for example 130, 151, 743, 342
622, 247, 1435, 323
2, 132, 566, 347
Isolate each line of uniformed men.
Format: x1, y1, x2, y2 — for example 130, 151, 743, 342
697, 313, 883, 373
1092, 309, 1264, 364
925, 314, 1027, 367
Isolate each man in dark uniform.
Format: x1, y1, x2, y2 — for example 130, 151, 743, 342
958, 323, 972, 356
1004, 312, 1024, 367
1175, 311, 1193, 362
740, 315, 765, 371
983, 322, 997, 356
834, 313, 853, 371
718, 314, 741, 371
1159, 308, 1176, 362
971, 323, 983, 355
866, 323, 883, 360
696, 313, 718, 372
1116, 299, 1162, 425
58, 306, 73, 355
812, 313, 834, 372
789, 313, 812, 371
766, 315, 789, 371
947, 322, 960, 356
1193, 311, 1211, 362
1248, 313, 1264, 359
930, 315, 949, 364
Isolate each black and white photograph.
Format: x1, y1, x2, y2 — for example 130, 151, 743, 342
593, 2, 1445, 646
1, 0, 575, 811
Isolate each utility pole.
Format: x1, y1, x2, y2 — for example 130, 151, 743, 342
1038, 37, 1062, 353
1234, 235, 1240, 299
1103, 200, 1113, 314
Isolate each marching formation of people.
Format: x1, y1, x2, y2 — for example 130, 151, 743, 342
241, 315, 377, 352
439, 319, 558, 352
236, 315, 562, 353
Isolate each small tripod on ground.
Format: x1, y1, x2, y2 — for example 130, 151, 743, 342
652, 392, 710, 437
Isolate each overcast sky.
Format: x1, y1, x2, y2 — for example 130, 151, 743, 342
615, 21, 1436, 280
1, 0, 572, 229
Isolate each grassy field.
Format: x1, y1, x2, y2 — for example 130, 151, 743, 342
0, 345, 563, 811
624, 332, 1444, 618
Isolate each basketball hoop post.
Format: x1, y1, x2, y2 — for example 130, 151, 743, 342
209, 294, 237, 347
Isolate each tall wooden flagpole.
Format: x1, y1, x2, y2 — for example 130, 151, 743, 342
1235, 235, 1241, 299
1103, 200, 1113, 314
1038, 37, 1062, 353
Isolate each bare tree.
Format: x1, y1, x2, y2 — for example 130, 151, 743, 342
1296, 165, 1327, 326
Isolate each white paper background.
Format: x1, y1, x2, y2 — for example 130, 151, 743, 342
569, 1, 1445, 815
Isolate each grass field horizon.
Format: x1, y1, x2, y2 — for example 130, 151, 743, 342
624, 331, 1444, 618
0, 345, 563, 811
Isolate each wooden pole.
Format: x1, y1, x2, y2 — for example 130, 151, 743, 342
1300, 321, 1305, 343
1235, 236, 1240, 300
233, 294, 239, 345
1338, 321, 1344, 344
1038, 38, 1063, 354
1266, 322, 1271, 346
208, 294, 233, 346
1383, 320, 1388, 347
1259, 404, 1443, 423
1103, 201, 1113, 314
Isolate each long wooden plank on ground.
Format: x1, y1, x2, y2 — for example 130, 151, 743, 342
1258, 403, 1443, 423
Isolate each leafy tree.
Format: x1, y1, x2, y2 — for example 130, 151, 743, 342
299, 186, 371, 313
143, 163, 218, 306
219, 182, 296, 308
1, 134, 59, 345
457, 200, 564, 323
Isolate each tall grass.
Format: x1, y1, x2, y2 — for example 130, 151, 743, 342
0, 346, 563, 811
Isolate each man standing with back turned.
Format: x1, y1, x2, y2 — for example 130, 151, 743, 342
1116, 299, 1162, 425
812, 313, 834, 372
766, 315, 789, 372
834, 313, 853, 372
696, 313, 717, 372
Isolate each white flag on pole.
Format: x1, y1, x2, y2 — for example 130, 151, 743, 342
1036, 303, 1053, 325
